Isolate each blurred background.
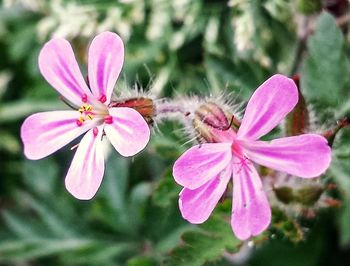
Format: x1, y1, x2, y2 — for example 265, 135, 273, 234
1, 0, 350, 265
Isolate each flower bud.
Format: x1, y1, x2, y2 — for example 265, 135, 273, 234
285, 75, 310, 136
192, 102, 240, 143
323, 117, 349, 147
274, 186, 294, 204
323, 198, 341, 208
195, 102, 230, 130
295, 185, 324, 206
109, 97, 155, 124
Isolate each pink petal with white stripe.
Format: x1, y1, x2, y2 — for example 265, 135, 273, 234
88, 32, 124, 103
231, 159, 271, 240
39, 38, 92, 106
65, 126, 105, 200
237, 74, 298, 140
179, 165, 232, 224
241, 134, 331, 178
104, 107, 150, 157
21, 111, 93, 160
173, 143, 232, 190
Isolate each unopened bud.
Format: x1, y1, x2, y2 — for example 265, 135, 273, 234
285, 74, 310, 136
323, 117, 349, 147
192, 102, 240, 143
195, 102, 230, 130
323, 198, 341, 208
275, 185, 324, 207
301, 209, 316, 219
295, 185, 323, 206
274, 186, 294, 204
326, 183, 337, 190
109, 97, 155, 124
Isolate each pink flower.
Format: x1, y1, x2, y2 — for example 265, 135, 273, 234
21, 32, 150, 200
172, 74, 331, 240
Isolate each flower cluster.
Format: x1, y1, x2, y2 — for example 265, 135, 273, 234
21, 32, 332, 240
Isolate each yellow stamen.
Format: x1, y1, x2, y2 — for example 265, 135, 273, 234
79, 104, 93, 113
76, 104, 95, 126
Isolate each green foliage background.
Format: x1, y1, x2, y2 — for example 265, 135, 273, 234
1, 0, 350, 265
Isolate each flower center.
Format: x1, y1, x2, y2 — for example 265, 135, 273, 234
76, 104, 95, 126
75, 95, 111, 127
231, 141, 251, 174
231, 142, 244, 157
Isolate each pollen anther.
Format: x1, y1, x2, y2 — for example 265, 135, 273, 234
104, 115, 113, 124
76, 104, 94, 126
79, 104, 93, 113
93, 127, 99, 137
99, 95, 107, 103
76, 120, 83, 127
82, 94, 88, 103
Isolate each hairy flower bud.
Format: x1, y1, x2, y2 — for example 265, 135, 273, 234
192, 102, 240, 143
274, 186, 294, 205
323, 117, 349, 147
109, 97, 156, 124
274, 184, 324, 207
295, 185, 324, 206
285, 75, 310, 136
195, 102, 230, 130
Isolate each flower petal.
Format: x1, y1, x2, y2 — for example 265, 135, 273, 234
231, 159, 271, 240
88, 31, 124, 103
104, 107, 150, 157
241, 134, 331, 178
237, 74, 298, 140
21, 111, 93, 160
65, 126, 105, 200
179, 165, 232, 224
173, 143, 232, 190
39, 38, 92, 106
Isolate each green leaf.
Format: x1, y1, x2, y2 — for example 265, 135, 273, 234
152, 168, 181, 208
61, 242, 136, 266
124, 182, 152, 232
270, 208, 304, 243
329, 158, 350, 197
103, 156, 129, 212
165, 210, 241, 266
0, 99, 64, 123
249, 212, 332, 266
98, 156, 130, 231
301, 12, 348, 106
0, 239, 94, 263
127, 256, 158, 266
0, 131, 20, 154
338, 198, 350, 246
2, 211, 39, 239
22, 158, 59, 196
296, 0, 322, 14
